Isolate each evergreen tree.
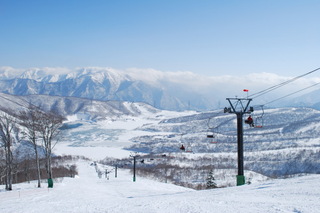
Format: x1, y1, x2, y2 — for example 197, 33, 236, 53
206, 170, 217, 189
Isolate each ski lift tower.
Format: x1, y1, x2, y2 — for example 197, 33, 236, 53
224, 97, 253, 186
130, 152, 140, 182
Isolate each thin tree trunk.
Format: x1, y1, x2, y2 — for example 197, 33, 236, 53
5, 146, 9, 190
34, 146, 41, 188
47, 145, 52, 179
5, 140, 13, 190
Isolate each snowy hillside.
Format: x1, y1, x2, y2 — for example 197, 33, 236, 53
1, 92, 320, 212
1, 160, 319, 213
0, 92, 160, 120
125, 107, 320, 178
33, 97, 317, 188
1, 92, 319, 181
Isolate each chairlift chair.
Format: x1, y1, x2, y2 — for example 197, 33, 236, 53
254, 117, 263, 128
180, 133, 194, 153
253, 105, 265, 128
179, 144, 193, 152
185, 142, 193, 153
206, 129, 219, 143
207, 131, 214, 138
207, 117, 219, 143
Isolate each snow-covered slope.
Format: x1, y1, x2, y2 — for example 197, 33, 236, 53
0, 160, 319, 213
0, 92, 160, 121
1, 93, 320, 212
1, 92, 319, 179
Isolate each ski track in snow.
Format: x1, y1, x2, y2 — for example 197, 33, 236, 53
1, 160, 320, 213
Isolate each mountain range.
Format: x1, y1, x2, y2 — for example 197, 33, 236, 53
0, 68, 213, 111
1, 67, 320, 111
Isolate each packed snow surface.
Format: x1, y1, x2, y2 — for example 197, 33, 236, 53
1, 160, 319, 213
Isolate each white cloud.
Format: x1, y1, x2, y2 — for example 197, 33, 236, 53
121, 68, 320, 106
0, 66, 24, 76
40, 67, 72, 75
0, 66, 72, 77
124, 68, 166, 84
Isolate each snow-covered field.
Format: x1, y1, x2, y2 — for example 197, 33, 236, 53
1, 160, 319, 213
54, 110, 195, 160
1, 108, 320, 212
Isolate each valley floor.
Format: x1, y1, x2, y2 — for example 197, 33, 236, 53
1, 160, 319, 213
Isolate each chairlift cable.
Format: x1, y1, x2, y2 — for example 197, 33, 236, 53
262, 81, 320, 106
216, 117, 234, 128
248, 67, 320, 99
207, 115, 234, 130
252, 81, 320, 107
249, 81, 320, 128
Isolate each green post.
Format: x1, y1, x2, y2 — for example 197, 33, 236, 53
236, 175, 245, 186
48, 178, 53, 188
133, 156, 136, 182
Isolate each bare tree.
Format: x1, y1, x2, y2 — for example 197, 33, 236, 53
38, 111, 64, 181
0, 149, 6, 185
0, 112, 19, 190
19, 106, 43, 188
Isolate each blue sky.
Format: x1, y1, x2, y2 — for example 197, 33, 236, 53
0, 0, 319, 76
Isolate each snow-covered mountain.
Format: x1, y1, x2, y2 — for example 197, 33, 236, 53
0, 68, 213, 111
